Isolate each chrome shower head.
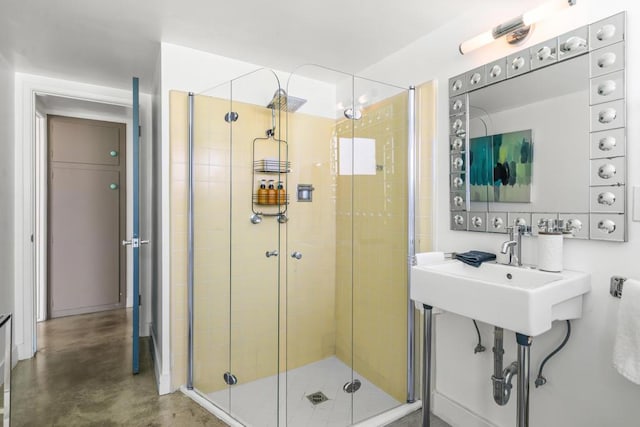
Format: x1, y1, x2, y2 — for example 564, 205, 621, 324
266, 89, 307, 112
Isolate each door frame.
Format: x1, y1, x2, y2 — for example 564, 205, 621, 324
13, 74, 153, 361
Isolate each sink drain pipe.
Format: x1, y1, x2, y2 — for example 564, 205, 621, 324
491, 327, 532, 426
491, 327, 518, 406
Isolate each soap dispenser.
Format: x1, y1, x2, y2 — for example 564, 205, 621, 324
277, 180, 286, 205
267, 179, 276, 205
257, 179, 268, 205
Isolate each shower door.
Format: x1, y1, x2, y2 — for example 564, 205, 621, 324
191, 69, 285, 426
350, 77, 409, 424
284, 68, 410, 426
191, 83, 232, 415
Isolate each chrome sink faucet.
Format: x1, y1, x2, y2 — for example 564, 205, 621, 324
501, 225, 528, 266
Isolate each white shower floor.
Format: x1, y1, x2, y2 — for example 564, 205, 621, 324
207, 356, 401, 427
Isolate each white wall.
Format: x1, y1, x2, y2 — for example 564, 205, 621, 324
0, 52, 16, 381
360, 1, 640, 426
151, 49, 170, 394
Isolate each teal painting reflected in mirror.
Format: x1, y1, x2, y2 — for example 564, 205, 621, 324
470, 129, 532, 203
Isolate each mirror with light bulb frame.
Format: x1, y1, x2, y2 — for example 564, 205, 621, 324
448, 11, 627, 242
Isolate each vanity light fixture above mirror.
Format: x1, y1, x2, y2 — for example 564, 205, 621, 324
459, 0, 577, 55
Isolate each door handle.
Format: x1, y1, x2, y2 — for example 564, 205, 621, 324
291, 251, 302, 260
265, 250, 278, 258
122, 238, 150, 248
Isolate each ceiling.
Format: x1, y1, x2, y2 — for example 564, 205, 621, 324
0, 0, 480, 92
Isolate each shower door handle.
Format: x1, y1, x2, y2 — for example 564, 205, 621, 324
265, 250, 279, 258
291, 251, 302, 260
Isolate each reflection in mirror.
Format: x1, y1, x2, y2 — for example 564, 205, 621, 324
598, 136, 616, 151
597, 24, 616, 41
598, 219, 616, 234
560, 36, 587, 53
597, 191, 616, 206
468, 54, 589, 214
489, 64, 503, 78
567, 218, 583, 232
492, 217, 504, 229
469, 129, 533, 203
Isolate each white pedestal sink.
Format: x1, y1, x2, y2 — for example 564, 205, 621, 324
412, 253, 591, 427
410, 254, 591, 336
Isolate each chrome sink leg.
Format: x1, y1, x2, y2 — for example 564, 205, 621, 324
516, 333, 532, 427
422, 304, 433, 427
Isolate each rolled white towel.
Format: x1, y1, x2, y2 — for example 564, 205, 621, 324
415, 252, 445, 266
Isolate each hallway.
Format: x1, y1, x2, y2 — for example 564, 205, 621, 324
9, 309, 226, 426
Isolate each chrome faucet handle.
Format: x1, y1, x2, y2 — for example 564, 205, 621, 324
517, 224, 532, 236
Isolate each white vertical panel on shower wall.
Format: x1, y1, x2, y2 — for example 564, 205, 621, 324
359, 1, 640, 426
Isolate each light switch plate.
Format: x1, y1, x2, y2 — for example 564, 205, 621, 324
634, 187, 640, 222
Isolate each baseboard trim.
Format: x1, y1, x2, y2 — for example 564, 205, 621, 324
150, 327, 171, 395
17, 343, 32, 361
50, 302, 124, 319
141, 321, 151, 338
433, 391, 498, 427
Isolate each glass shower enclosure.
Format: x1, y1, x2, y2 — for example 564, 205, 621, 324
180, 66, 415, 426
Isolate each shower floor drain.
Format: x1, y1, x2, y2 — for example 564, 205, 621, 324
306, 391, 329, 405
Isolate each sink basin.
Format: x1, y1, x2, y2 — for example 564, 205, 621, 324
410, 255, 590, 336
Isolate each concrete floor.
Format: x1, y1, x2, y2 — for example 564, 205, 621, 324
10, 309, 226, 427
7, 309, 447, 427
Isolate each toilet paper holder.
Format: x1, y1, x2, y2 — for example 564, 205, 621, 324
610, 276, 626, 298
